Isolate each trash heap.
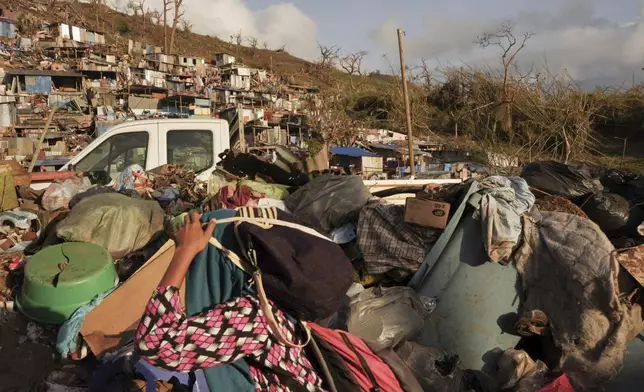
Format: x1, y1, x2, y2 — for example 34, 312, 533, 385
1, 159, 644, 392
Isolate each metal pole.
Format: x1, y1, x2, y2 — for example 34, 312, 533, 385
614, 136, 628, 168
238, 102, 246, 152
397, 28, 415, 179
621, 137, 627, 167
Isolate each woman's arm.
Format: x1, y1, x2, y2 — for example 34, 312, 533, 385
136, 212, 273, 372
159, 212, 216, 288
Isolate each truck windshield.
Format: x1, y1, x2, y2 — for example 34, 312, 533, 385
74, 132, 149, 180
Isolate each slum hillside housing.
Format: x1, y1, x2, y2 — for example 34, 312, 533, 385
0, 15, 320, 172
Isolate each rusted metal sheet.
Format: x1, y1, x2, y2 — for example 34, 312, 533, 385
30, 171, 78, 182
617, 245, 644, 288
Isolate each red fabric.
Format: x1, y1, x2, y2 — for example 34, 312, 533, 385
537, 375, 575, 392
219, 185, 261, 209
309, 323, 404, 392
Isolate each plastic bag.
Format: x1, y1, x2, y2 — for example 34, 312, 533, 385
42, 177, 92, 211
206, 172, 228, 196
521, 161, 601, 198
285, 174, 371, 233
497, 349, 549, 391
395, 341, 466, 392
581, 192, 630, 232
56, 193, 165, 258
0, 210, 41, 254
347, 286, 433, 348
601, 169, 644, 204
239, 179, 290, 200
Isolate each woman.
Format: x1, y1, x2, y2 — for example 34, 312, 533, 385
135, 212, 325, 391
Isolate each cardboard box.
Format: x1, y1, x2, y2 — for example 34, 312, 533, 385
404, 197, 450, 229
80, 240, 185, 357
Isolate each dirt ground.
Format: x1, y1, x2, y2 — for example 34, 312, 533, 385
0, 310, 58, 391
0, 253, 58, 391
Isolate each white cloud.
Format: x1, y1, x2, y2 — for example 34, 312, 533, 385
150, 0, 318, 59
371, 0, 644, 87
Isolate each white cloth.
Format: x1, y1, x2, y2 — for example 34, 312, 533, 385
478, 176, 535, 263
257, 198, 291, 213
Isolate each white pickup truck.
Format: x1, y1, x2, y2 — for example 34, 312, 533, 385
32, 118, 230, 190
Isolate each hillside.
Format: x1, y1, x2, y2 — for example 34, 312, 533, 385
4, 0, 397, 90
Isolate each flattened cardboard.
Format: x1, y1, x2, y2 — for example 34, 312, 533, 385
80, 240, 185, 357
404, 197, 450, 229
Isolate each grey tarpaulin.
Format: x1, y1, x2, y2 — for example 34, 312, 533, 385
478, 176, 535, 263
514, 210, 644, 389
409, 182, 521, 371
408, 181, 481, 290
412, 211, 521, 371
56, 193, 165, 259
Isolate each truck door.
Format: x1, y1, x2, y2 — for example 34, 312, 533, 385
71, 125, 158, 183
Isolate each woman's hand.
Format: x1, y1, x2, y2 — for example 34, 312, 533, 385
173, 212, 216, 258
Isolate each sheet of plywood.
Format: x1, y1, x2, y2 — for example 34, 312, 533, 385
80, 240, 185, 357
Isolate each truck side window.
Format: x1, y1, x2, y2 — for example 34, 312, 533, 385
74, 132, 149, 179
167, 130, 213, 172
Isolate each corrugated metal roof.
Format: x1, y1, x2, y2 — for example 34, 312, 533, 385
4, 69, 83, 77
330, 147, 379, 157
369, 143, 397, 150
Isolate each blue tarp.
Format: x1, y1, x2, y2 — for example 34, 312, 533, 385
25, 76, 52, 94
0, 21, 16, 38
330, 147, 379, 158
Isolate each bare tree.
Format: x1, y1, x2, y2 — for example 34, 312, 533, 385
317, 42, 341, 67
168, 0, 184, 53
476, 21, 533, 133
307, 84, 362, 152
340, 50, 368, 76
262, 41, 268, 50
181, 18, 192, 33
234, 30, 243, 46
126, 0, 148, 30
94, 0, 103, 29
247, 36, 258, 50
162, 0, 171, 52
149, 9, 161, 25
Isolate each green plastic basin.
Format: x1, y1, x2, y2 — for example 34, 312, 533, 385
16, 242, 117, 324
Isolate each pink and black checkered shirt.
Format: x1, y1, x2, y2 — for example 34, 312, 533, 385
136, 286, 325, 391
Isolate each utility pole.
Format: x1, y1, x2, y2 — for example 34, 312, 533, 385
238, 102, 246, 152
397, 28, 415, 179
614, 136, 627, 168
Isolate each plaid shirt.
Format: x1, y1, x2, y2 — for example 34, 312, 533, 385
357, 199, 441, 277
136, 286, 324, 392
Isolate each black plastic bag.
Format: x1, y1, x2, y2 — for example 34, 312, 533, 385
582, 192, 630, 232
285, 174, 371, 233
601, 169, 644, 205
520, 161, 601, 198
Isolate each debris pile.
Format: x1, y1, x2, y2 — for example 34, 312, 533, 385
1, 157, 644, 392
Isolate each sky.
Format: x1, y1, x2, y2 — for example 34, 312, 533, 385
142, 0, 644, 87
